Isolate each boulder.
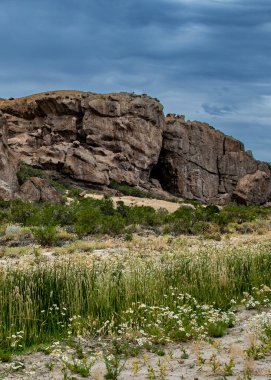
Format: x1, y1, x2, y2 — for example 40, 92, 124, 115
19, 177, 64, 203
233, 170, 271, 205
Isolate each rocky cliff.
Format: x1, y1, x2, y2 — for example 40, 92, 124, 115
0, 90, 270, 204
0, 112, 18, 199
152, 114, 271, 204
0, 91, 164, 190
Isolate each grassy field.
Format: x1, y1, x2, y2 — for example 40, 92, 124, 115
1, 235, 271, 352
0, 195, 271, 378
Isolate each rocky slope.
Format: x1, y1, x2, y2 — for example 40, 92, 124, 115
0, 90, 270, 204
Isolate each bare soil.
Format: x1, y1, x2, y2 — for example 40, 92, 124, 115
83, 193, 182, 213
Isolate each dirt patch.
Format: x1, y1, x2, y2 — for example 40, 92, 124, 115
83, 193, 183, 213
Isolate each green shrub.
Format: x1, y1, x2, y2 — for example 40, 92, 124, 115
125, 205, 163, 226
16, 163, 45, 184
167, 207, 195, 234
124, 232, 133, 241
99, 215, 126, 235
191, 221, 212, 235
75, 207, 102, 237
75, 206, 125, 236
116, 201, 128, 218
68, 187, 82, 198
222, 204, 262, 223
195, 204, 220, 222
97, 197, 115, 216
204, 232, 222, 241
27, 203, 77, 227
32, 226, 60, 247
9, 200, 39, 225
48, 180, 69, 195
109, 180, 153, 198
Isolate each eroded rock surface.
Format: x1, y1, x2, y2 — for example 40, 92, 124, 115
0, 113, 18, 199
233, 170, 271, 205
0, 91, 270, 204
19, 177, 64, 203
0, 91, 164, 189
152, 114, 271, 204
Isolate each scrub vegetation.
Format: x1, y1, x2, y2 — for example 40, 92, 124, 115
0, 196, 270, 246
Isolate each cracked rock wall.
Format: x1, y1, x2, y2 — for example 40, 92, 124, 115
151, 114, 271, 204
0, 113, 18, 199
0, 91, 164, 190
0, 91, 270, 204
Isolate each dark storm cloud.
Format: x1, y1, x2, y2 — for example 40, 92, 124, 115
0, 0, 270, 160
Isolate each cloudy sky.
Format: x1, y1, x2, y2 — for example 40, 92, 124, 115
1, 0, 271, 161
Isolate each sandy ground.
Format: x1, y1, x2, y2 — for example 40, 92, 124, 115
83, 193, 183, 213
1, 308, 271, 379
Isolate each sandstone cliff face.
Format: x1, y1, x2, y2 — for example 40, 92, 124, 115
151, 114, 271, 204
0, 91, 164, 190
0, 91, 270, 204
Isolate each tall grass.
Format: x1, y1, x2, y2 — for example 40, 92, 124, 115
0, 241, 271, 352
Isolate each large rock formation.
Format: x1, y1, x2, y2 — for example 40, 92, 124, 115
0, 91, 270, 204
0, 91, 164, 190
0, 113, 18, 200
151, 114, 271, 204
